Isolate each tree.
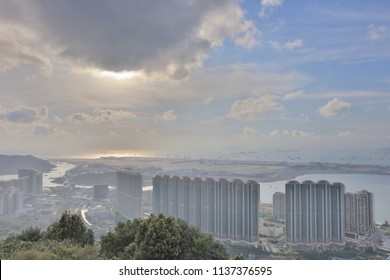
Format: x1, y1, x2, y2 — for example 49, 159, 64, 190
100, 218, 141, 259
192, 235, 230, 260
16, 227, 44, 242
100, 214, 229, 260
134, 214, 184, 259
45, 211, 94, 246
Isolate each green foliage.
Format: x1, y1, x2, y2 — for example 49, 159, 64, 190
45, 211, 94, 246
17, 227, 44, 242
0, 210, 97, 260
1, 211, 230, 260
100, 219, 142, 259
233, 254, 246, 260
9, 249, 55, 260
100, 213, 229, 260
135, 214, 183, 259
0, 237, 99, 260
192, 235, 230, 260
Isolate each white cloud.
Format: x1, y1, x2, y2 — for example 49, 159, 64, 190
259, 0, 284, 18
269, 129, 314, 137
92, 108, 136, 122
68, 112, 94, 123
338, 131, 356, 137
199, 3, 258, 49
291, 130, 314, 137
269, 39, 304, 51
67, 108, 136, 124
368, 24, 387, 41
284, 39, 304, 50
205, 97, 214, 105
242, 127, 257, 137
228, 95, 283, 120
269, 129, 281, 136
318, 98, 351, 118
283, 90, 304, 100
160, 110, 178, 121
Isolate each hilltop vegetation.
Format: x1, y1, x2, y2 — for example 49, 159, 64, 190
0, 211, 229, 260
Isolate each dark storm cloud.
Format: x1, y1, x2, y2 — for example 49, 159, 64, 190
0, 0, 256, 78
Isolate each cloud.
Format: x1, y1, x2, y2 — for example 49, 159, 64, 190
284, 39, 304, 50
291, 130, 314, 137
338, 131, 356, 137
34, 125, 56, 136
67, 108, 136, 123
318, 98, 351, 117
242, 127, 257, 137
92, 108, 136, 122
205, 97, 214, 105
68, 112, 94, 123
109, 131, 120, 137
0, 0, 258, 79
228, 95, 283, 120
269, 129, 315, 137
367, 24, 387, 41
283, 90, 304, 100
0, 106, 48, 124
159, 110, 178, 121
259, 0, 284, 18
269, 39, 304, 51
0, 18, 52, 74
199, 3, 258, 49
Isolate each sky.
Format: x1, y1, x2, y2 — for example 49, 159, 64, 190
0, 0, 389, 159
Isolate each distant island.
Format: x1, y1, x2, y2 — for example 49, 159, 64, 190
0, 155, 56, 175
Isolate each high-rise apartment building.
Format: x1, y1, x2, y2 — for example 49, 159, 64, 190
18, 169, 43, 195
345, 190, 374, 234
116, 169, 142, 220
0, 177, 28, 216
153, 175, 260, 242
0, 186, 23, 215
273, 192, 286, 220
285, 180, 345, 245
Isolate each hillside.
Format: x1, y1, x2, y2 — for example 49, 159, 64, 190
0, 155, 56, 175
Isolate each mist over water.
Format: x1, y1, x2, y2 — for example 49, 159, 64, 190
42, 162, 76, 187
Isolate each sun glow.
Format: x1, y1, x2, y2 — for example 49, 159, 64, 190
99, 70, 137, 80
83, 150, 155, 159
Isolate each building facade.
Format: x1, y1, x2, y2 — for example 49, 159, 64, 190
153, 175, 260, 242
285, 180, 345, 245
116, 169, 143, 220
18, 169, 43, 195
273, 191, 286, 220
345, 190, 374, 234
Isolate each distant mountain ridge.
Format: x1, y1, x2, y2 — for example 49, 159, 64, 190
0, 155, 56, 175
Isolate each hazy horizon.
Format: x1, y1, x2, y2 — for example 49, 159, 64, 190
1, 1, 390, 159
